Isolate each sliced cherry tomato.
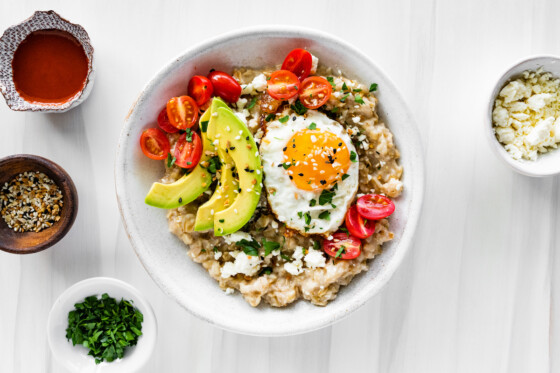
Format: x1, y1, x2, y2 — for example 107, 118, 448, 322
323, 232, 362, 260
299, 76, 332, 109
267, 70, 300, 100
157, 107, 179, 133
208, 70, 242, 103
167, 96, 199, 130
188, 75, 214, 106
174, 130, 202, 169
281, 48, 312, 81
356, 194, 395, 220
345, 205, 376, 239
140, 128, 170, 160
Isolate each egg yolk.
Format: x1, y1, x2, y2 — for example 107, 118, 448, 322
283, 129, 351, 191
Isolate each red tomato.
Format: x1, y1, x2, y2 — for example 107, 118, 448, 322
174, 130, 202, 169
323, 232, 362, 260
208, 70, 242, 103
299, 76, 332, 109
345, 205, 376, 239
267, 70, 300, 100
281, 48, 312, 81
140, 128, 170, 160
157, 107, 179, 133
356, 194, 395, 220
167, 96, 199, 130
188, 75, 214, 106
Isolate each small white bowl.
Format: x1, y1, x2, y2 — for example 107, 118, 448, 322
485, 55, 560, 177
47, 277, 157, 373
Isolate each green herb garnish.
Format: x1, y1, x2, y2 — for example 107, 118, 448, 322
369, 83, 378, 92
341, 173, 350, 180
66, 294, 143, 365
309, 199, 317, 207
304, 212, 312, 225
326, 76, 336, 89
200, 120, 209, 132
206, 156, 222, 174
236, 239, 260, 256
335, 245, 346, 258
166, 153, 176, 168
342, 82, 349, 92
308, 122, 317, 130
265, 113, 275, 122
279, 115, 290, 123
185, 128, 193, 142
319, 188, 335, 206
282, 162, 292, 169
290, 99, 308, 115
340, 93, 350, 102
318, 211, 331, 220
313, 240, 321, 251
354, 94, 364, 104
350, 151, 357, 162
247, 96, 258, 109
263, 238, 281, 256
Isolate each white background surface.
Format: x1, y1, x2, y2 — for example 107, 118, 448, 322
1, 0, 559, 372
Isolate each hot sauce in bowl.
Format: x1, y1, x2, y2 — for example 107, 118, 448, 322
11, 30, 89, 104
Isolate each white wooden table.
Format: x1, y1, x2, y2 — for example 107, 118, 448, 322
1, 0, 559, 372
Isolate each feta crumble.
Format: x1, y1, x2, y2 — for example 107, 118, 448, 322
221, 251, 262, 278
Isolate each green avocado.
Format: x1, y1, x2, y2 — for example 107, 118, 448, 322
144, 100, 227, 209
207, 106, 262, 236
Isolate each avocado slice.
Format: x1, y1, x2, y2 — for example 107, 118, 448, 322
194, 148, 238, 231
144, 100, 228, 209
207, 106, 262, 236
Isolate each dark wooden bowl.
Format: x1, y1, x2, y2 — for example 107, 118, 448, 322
0, 155, 78, 254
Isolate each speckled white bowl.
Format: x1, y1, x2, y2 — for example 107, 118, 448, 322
115, 26, 424, 336
47, 277, 157, 373
485, 55, 560, 177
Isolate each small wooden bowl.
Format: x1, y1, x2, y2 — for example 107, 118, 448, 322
0, 155, 78, 254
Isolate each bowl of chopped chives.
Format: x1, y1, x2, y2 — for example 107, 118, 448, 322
0, 154, 78, 254
47, 277, 157, 372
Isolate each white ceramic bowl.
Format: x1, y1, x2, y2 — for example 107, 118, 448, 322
115, 26, 424, 336
485, 55, 560, 177
47, 277, 157, 373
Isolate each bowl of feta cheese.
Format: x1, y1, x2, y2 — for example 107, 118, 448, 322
487, 55, 560, 177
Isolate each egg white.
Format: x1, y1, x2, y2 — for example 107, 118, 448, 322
260, 110, 359, 235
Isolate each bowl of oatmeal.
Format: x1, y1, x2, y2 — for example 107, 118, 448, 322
487, 55, 560, 177
115, 26, 424, 336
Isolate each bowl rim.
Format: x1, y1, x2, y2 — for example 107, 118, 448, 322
0, 10, 96, 113
47, 277, 158, 372
115, 25, 424, 336
0, 154, 78, 254
484, 54, 560, 177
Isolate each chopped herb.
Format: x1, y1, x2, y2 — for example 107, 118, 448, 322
236, 239, 260, 256
341, 173, 350, 181
206, 156, 222, 174
340, 93, 350, 102
339, 226, 350, 236
213, 246, 218, 253
282, 162, 292, 169
166, 153, 176, 168
185, 128, 193, 142
313, 240, 321, 251
297, 211, 303, 218
265, 113, 275, 122
308, 122, 317, 130
290, 99, 308, 115
279, 115, 290, 123
187, 161, 192, 165
342, 82, 349, 92
219, 219, 225, 223
318, 211, 331, 220
247, 96, 258, 109
319, 188, 336, 206
304, 212, 312, 225
326, 76, 336, 89
369, 83, 378, 92
335, 245, 346, 258
353, 88, 362, 92
354, 94, 364, 104
331, 107, 339, 113
260, 267, 273, 275
309, 199, 317, 207
201, 249, 206, 253
350, 151, 357, 162
65, 294, 143, 365
263, 238, 281, 256
200, 120, 209, 132
280, 253, 292, 261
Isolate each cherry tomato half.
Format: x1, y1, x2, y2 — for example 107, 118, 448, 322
267, 70, 301, 100
188, 75, 214, 106
167, 96, 199, 130
356, 194, 395, 220
174, 130, 202, 169
140, 128, 170, 160
281, 48, 312, 81
208, 70, 242, 103
157, 107, 179, 133
345, 205, 376, 239
323, 232, 362, 260
299, 76, 332, 109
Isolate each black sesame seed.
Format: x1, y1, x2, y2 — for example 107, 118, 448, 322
320, 180, 326, 185
298, 173, 303, 176
289, 176, 293, 180
178, 197, 183, 203
283, 147, 287, 151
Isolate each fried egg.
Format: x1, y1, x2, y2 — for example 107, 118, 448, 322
260, 110, 359, 235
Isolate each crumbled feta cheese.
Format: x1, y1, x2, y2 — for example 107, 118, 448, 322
214, 251, 222, 260
225, 288, 235, 295
283, 246, 305, 275
252, 74, 267, 92
310, 53, 319, 74
527, 93, 552, 112
304, 250, 326, 268
352, 116, 360, 124
222, 231, 253, 245
526, 117, 554, 146
236, 97, 248, 111
221, 251, 262, 278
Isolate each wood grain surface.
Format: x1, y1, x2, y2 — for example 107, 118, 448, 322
1, 0, 559, 372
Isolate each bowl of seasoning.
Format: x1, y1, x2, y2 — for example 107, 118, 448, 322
47, 277, 157, 372
0, 154, 78, 254
0, 10, 94, 112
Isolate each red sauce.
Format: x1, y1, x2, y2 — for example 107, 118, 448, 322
11, 29, 89, 104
